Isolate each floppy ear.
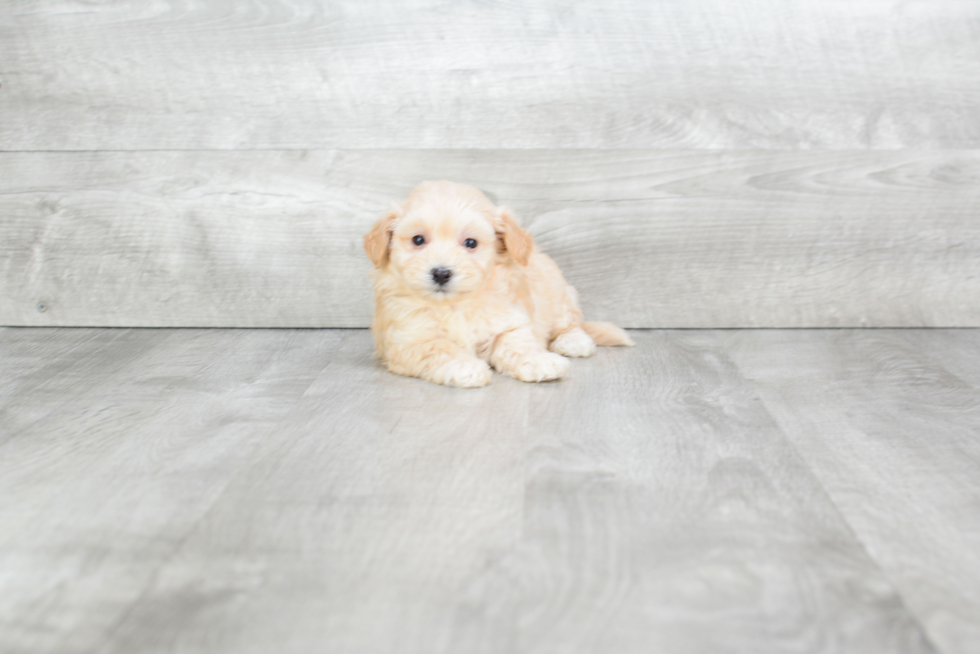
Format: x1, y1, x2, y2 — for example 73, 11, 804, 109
496, 207, 534, 266
364, 204, 402, 268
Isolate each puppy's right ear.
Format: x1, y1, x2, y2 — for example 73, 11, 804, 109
364, 204, 402, 268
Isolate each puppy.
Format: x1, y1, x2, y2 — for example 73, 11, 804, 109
364, 181, 633, 388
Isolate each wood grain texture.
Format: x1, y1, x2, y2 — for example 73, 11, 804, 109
453, 333, 935, 653
0, 326, 108, 439
728, 329, 980, 654
0, 328, 342, 654
2, 150, 979, 328
98, 330, 533, 654
0, 328, 950, 653
0, 0, 978, 150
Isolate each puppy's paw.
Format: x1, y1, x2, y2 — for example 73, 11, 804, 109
549, 328, 596, 358
511, 352, 570, 383
440, 357, 493, 388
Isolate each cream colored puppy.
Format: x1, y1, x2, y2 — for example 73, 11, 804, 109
364, 181, 634, 388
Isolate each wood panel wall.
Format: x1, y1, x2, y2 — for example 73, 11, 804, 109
1, 0, 978, 327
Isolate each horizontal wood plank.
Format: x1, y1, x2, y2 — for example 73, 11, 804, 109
0, 0, 978, 150
2, 150, 979, 328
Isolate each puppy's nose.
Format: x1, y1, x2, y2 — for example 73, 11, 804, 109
431, 267, 453, 286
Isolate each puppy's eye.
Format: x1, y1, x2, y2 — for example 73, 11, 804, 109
412, 235, 425, 246
464, 238, 478, 249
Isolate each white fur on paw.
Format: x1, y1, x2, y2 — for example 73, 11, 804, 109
512, 352, 570, 383
549, 329, 596, 358
441, 357, 493, 388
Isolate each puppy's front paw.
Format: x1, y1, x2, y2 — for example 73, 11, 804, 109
511, 352, 570, 383
440, 357, 493, 388
549, 328, 596, 358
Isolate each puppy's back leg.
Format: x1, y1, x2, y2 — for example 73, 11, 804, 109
549, 327, 596, 358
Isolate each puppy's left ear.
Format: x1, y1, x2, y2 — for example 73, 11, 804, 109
496, 207, 534, 266
364, 203, 402, 268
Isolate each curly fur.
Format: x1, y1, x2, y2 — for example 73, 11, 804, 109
365, 181, 633, 388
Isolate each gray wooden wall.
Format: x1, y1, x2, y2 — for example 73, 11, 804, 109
2, 0, 978, 328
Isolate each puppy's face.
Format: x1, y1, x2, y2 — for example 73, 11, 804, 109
387, 204, 498, 301
366, 181, 532, 302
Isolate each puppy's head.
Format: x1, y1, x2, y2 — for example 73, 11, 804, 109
364, 181, 533, 301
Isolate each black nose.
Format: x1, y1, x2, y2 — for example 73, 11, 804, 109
431, 267, 452, 286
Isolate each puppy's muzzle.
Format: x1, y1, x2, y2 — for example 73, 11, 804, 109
431, 267, 453, 287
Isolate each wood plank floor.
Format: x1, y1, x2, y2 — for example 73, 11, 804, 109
1, 328, 978, 654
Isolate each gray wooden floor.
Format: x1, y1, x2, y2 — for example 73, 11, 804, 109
1, 328, 978, 654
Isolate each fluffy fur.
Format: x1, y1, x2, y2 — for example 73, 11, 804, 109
365, 181, 633, 388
